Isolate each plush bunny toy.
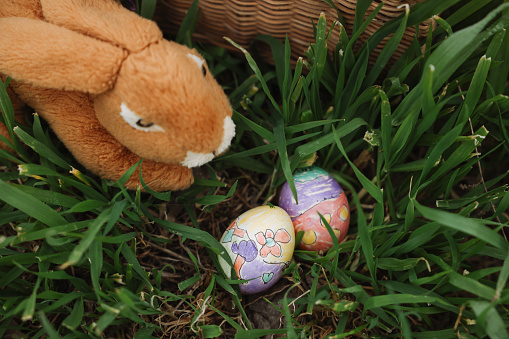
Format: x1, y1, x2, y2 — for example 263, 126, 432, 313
0, 0, 235, 191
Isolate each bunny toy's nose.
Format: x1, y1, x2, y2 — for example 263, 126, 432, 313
180, 116, 235, 168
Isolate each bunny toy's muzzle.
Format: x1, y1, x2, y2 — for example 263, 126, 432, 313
180, 115, 235, 168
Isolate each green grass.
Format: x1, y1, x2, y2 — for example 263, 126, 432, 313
1, 0, 509, 337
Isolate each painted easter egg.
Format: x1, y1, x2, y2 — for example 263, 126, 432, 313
278, 166, 350, 251
219, 206, 295, 294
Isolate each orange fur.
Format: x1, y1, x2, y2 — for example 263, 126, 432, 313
40, 0, 162, 52
0, 17, 126, 94
0, 0, 234, 191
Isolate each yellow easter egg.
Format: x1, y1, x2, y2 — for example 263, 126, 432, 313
219, 206, 295, 294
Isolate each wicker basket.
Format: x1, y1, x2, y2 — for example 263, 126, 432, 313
155, 0, 432, 65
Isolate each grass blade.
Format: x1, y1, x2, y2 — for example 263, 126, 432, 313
392, 3, 509, 124
333, 126, 383, 204
274, 118, 297, 203
448, 272, 496, 300
13, 127, 70, 170
0, 179, 68, 227
364, 4, 409, 86
414, 200, 508, 252
21, 277, 42, 321
226, 38, 281, 115
64, 201, 127, 267
458, 55, 491, 123
62, 297, 84, 330
469, 301, 509, 339
175, 0, 200, 46
139, 0, 157, 19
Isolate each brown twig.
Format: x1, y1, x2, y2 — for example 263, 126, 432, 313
457, 83, 507, 241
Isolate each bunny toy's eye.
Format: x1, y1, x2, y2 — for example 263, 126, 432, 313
120, 103, 164, 132
136, 119, 154, 128
202, 65, 207, 77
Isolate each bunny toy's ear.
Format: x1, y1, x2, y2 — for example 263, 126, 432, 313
0, 0, 164, 93
40, 0, 163, 53
0, 17, 126, 94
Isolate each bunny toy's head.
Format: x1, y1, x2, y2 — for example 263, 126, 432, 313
0, 0, 235, 170
94, 39, 235, 169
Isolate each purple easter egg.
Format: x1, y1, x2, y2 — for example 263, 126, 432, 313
279, 166, 350, 251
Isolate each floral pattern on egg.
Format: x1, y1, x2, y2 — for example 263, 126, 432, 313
219, 206, 295, 295
279, 166, 350, 251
